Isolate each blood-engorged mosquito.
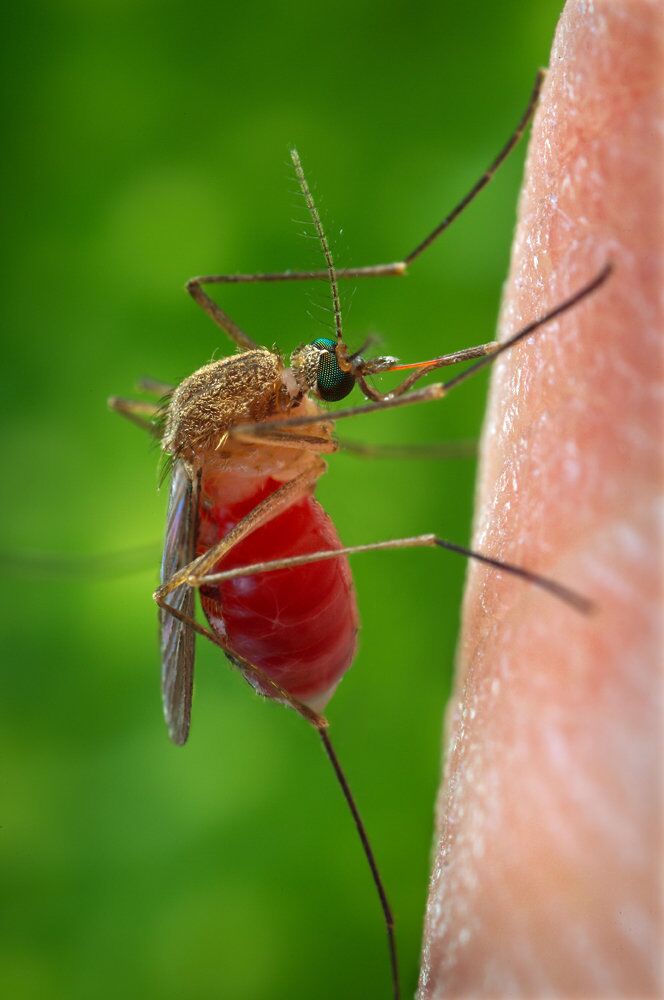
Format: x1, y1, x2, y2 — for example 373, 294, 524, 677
109, 70, 611, 1000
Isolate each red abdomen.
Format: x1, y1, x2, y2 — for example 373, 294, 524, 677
197, 474, 359, 708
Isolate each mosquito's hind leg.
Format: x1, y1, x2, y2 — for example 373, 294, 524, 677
136, 376, 175, 397
155, 595, 324, 724
108, 396, 161, 436
155, 581, 400, 1000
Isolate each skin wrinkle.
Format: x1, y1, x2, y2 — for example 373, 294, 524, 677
419, 1, 663, 996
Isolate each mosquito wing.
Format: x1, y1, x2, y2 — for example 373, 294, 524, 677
160, 460, 199, 746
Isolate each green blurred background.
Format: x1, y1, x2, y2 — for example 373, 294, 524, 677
1, 2, 563, 997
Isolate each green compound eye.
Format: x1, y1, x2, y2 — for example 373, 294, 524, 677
311, 337, 355, 402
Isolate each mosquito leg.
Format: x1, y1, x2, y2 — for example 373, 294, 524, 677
366, 264, 611, 401
108, 396, 161, 436
441, 262, 612, 393
156, 461, 327, 598
0, 543, 161, 579
237, 384, 447, 436
319, 728, 399, 1000
155, 594, 322, 723
230, 429, 338, 453
190, 73, 545, 306
389, 341, 498, 370
186, 72, 543, 362
186, 262, 401, 349
155, 595, 400, 999
189, 263, 406, 288
403, 70, 545, 265
356, 341, 499, 401
337, 438, 477, 460
185, 277, 261, 350
233, 263, 611, 437
192, 533, 592, 614
136, 376, 175, 396
354, 371, 424, 403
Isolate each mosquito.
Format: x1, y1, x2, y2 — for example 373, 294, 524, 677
109, 70, 611, 1000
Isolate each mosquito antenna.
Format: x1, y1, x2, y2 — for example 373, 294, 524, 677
404, 69, 545, 266
290, 149, 348, 365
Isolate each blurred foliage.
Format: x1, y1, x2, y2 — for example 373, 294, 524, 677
1, 1, 563, 997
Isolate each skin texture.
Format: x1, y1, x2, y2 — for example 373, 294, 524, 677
419, 2, 663, 997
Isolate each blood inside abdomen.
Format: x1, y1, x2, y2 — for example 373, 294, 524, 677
197, 475, 358, 708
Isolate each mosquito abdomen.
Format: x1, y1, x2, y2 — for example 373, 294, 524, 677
198, 473, 359, 710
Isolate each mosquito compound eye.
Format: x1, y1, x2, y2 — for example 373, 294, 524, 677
311, 337, 355, 402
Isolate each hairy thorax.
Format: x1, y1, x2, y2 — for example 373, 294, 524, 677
161, 348, 334, 496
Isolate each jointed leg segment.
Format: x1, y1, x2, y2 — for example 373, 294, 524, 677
189, 532, 593, 615
226, 262, 611, 438
120, 72, 583, 1000
186, 72, 545, 363
156, 525, 400, 997
356, 340, 499, 401
108, 396, 162, 435
156, 461, 326, 598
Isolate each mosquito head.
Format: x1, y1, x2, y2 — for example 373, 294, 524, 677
290, 337, 355, 402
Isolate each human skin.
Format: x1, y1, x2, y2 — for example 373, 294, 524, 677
419, 1, 663, 997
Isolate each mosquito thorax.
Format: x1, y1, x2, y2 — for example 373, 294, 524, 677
162, 350, 291, 460
290, 337, 355, 403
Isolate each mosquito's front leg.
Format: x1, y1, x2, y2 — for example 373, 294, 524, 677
196, 75, 544, 290
186, 73, 544, 359
233, 264, 611, 435
235, 384, 447, 438
402, 70, 545, 266
185, 260, 401, 352
356, 340, 499, 401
